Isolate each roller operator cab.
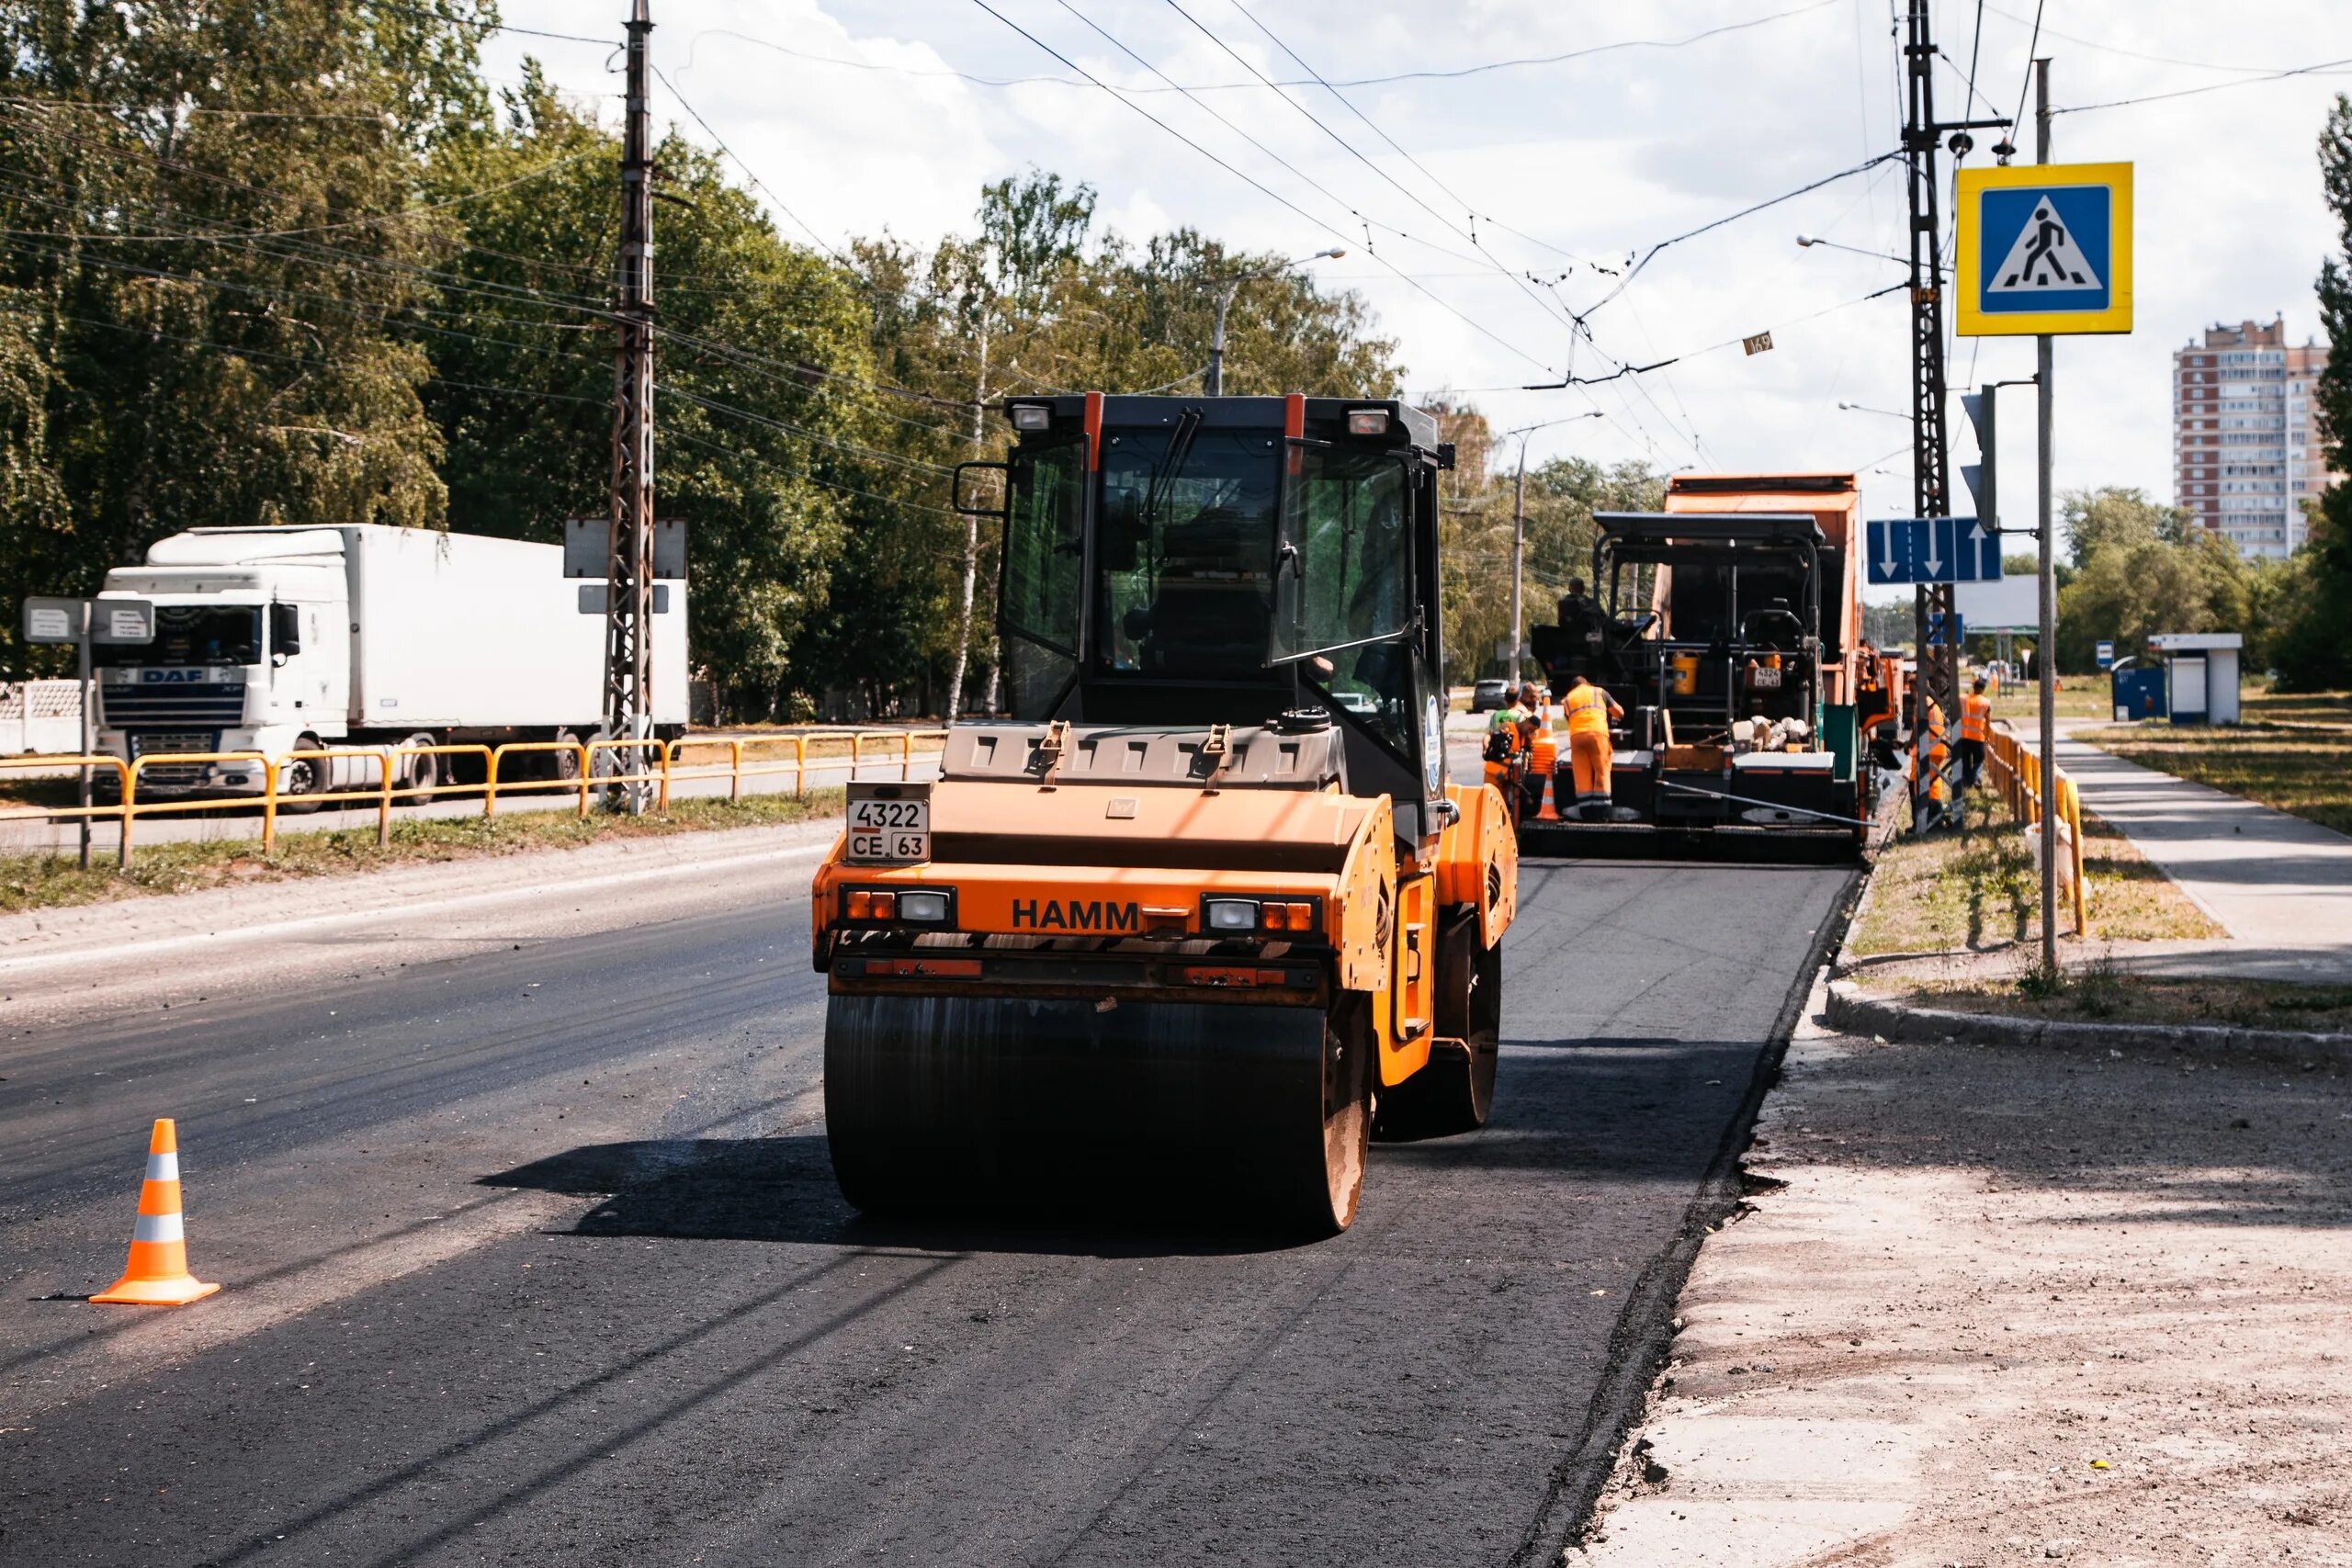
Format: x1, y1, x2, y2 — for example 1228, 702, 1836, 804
810, 394, 1520, 1235
1525, 472, 1873, 858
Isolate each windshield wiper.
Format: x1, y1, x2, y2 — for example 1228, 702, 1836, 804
1139, 407, 1204, 535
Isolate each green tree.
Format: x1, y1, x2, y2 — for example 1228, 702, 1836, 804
0, 0, 493, 671
418, 72, 888, 720
2278, 94, 2352, 691
2054, 488, 2252, 671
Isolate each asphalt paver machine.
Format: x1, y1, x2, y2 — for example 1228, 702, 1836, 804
810, 395, 1519, 1235
1524, 472, 1873, 859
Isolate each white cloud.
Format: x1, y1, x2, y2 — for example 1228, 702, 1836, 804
495, 0, 2351, 565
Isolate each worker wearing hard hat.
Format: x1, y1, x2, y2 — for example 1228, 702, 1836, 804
1561, 671, 1624, 821
1957, 676, 1992, 790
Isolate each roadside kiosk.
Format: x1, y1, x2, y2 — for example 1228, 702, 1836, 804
2148, 633, 2241, 726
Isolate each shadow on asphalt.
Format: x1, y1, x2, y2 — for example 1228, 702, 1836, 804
480, 1134, 1309, 1258
481, 1033, 1768, 1255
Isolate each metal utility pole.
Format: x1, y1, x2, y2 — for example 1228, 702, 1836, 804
2034, 56, 2059, 972
1206, 281, 1238, 398
1509, 448, 1527, 688
1205, 248, 1344, 396
74, 600, 92, 870
603, 0, 657, 803
1901, 0, 1956, 726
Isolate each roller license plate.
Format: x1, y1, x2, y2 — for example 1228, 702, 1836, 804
845, 782, 932, 863
1750, 666, 1782, 689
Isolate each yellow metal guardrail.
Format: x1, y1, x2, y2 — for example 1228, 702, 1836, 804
1984, 720, 2088, 935
0, 728, 946, 866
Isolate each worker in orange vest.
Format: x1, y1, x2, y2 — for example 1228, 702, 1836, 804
1957, 676, 1992, 790
1482, 682, 1539, 822
1910, 692, 1951, 830
1561, 671, 1625, 821
1521, 682, 1559, 820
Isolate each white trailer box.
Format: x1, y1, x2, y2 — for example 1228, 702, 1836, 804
96, 525, 685, 795
341, 526, 684, 728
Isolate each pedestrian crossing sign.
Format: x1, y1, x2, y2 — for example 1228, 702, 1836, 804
1955, 162, 2132, 336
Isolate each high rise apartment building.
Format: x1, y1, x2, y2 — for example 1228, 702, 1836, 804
2172, 318, 2339, 559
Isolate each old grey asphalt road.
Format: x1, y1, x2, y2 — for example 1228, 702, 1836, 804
0, 848, 1852, 1565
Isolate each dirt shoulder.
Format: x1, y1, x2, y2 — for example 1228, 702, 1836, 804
0, 788, 842, 914
1571, 992, 2352, 1563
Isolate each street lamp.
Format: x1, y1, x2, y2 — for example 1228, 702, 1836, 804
1796, 234, 1950, 276
1499, 412, 1607, 687
1205, 247, 1346, 396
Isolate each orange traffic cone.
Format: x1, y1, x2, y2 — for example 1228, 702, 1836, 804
92, 1119, 220, 1306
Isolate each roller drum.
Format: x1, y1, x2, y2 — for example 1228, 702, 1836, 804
824, 995, 1367, 1234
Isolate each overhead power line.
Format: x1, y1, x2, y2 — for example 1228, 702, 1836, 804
1577, 151, 1902, 317
2056, 55, 2352, 116
964, 0, 1556, 376
679, 0, 1839, 94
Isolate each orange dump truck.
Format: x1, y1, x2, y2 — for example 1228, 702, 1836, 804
810, 395, 1518, 1235
1526, 472, 1874, 856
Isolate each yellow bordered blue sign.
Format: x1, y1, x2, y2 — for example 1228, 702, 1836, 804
1955, 161, 2132, 336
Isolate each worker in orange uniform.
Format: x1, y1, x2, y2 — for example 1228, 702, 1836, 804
1482, 683, 1535, 822
1956, 676, 1992, 790
1909, 691, 1951, 831
1519, 682, 1559, 820
1561, 671, 1625, 821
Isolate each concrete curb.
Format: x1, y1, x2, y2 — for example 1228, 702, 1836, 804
1825, 977, 2352, 1061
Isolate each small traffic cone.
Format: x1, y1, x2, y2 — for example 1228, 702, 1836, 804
92, 1119, 220, 1306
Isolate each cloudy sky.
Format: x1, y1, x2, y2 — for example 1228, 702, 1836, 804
487, 2, 2350, 589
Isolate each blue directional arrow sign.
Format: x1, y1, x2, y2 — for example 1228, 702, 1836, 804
1927, 611, 1966, 647
1866, 518, 2002, 583
1866, 518, 1916, 585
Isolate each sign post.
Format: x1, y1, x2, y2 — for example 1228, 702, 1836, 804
1956, 68, 2132, 973
23, 596, 153, 869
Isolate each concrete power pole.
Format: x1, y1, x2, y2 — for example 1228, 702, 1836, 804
603, 0, 657, 804
945, 315, 988, 720
1509, 441, 1527, 689
2034, 57, 2060, 973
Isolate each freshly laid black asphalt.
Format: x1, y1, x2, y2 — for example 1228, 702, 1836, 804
1, 852, 1853, 1566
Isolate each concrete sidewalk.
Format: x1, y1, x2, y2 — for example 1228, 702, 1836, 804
1572, 986, 2352, 1563
2037, 728, 2352, 985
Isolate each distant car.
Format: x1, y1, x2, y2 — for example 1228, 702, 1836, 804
1331, 690, 1379, 716
1470, 678, 1510, 713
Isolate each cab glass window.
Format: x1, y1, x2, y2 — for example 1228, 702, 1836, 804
1281, 447, 1410, 661
1094, 427, 1281, 679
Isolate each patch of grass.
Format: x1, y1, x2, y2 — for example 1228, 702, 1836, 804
2075, 686, 2352, 836
1850, 789, 2221, 957
1990, 677, 2114, 725
1887, 971, 2352, 1032
0, 788, 842, 914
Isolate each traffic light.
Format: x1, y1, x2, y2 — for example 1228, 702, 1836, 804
1960, 385, 1996, 534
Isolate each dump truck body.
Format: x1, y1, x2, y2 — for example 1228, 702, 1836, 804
810, 394, 1517, 1234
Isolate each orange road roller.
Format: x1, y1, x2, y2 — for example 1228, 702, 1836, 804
810, 394, 1518, 1235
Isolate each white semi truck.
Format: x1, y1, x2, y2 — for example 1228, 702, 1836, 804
92, 525, 687, 800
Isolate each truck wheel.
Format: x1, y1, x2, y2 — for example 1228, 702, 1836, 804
278, 735, 327, 815
547, 728, 582, 783
1374, 911, 1501, 1142
398, 736, 439, 801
